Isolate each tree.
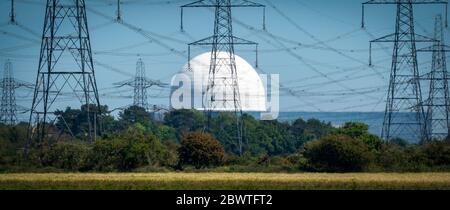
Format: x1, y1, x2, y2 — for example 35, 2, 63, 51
212, 113, 301, 156
303, 134, 373, 172
290, 118, 335, 149
92, 123, 173, 171
304, 119, 333, 139
334, 122, 383, 151
55, 104, 110, 139
150, 123, 178, 143
164, 109, 206, 138
422, 141, 450, 166
256, 120, 297, 155
291, 118, 307, 136
178, 132, 225, 169
210, 112, 242, 154
118, 105, 153, 128
0, 123, 29, 166
40, 140, 93, 171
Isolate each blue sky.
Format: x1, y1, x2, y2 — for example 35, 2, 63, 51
0, 0, 447, 120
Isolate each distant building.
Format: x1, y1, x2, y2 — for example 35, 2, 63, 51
170, 52, 267, 112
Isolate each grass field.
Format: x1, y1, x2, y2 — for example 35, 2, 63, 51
1, 172, 450, 190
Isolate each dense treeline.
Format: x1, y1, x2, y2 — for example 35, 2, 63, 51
0, 106, 449, 172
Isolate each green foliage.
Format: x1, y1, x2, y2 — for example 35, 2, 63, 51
55, 104, 109, 139
3, 105, 450, 173
0, 123, 28, 165
292, 118, 333, 140
303, 134, 373, 172
30, 141, 93, 171
211, 113, 319, 156
118, 106, 153, 128
178, 132, 226, 169
91, 124, 176, 171
334, 122, 383, 151
422, 141, 450, 166
390, 138, 409, 148
289, 118, 334, 152
335, 122, 369, 138
253, 120, 297, 155
149, 123, 178, 142
164, 109, 206, 136
375, 143, 428, 171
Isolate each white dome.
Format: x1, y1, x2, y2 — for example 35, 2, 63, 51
172, 52, 266, 112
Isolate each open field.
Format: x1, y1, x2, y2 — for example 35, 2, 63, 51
1, 173, 450, 190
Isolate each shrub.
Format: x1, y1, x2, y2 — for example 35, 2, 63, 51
334, 122, 383, 151
390, 138, 409, 148
375, 143, 436, 172
28, 141, 92, 171
91, 124, 173, 171
178, 132, 226, 169
303, 134, 373, 172
376, 143, 407, 170
422, 141, 450, 166
91, 138, 128, 171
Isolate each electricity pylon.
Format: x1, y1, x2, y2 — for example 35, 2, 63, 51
28, 0, 101, 144
114, 58, 168, 110
1, 60, 33, 125
181, 0, 265, 156
418, 14, 450, 140
362, 0, 448, 142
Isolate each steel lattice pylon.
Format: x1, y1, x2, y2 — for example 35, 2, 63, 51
1, 61, 17, 125
0, 60, 33, 125
28, 0, 101, 144
418, 14, 450, 140
114, 59, 167, 110
363, 0, 448, 142
134, 59, 148, 109
181, 0, 265, 155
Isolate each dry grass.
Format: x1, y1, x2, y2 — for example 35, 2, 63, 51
1, 172, 450, 190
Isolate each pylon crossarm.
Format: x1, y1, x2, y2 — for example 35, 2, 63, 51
14, 79, 34, 89
188, 36, 215, 46
233, 36, 259, 45
188, 36, 259, 68
142, 80, 168, 88
182, 0, 265, 8
369, 33, 396, 43
113, 80, 134, 88
147, 80, 169, 87
181, 0, 266, 31
415, 34, 438, 42
417, 44, 450, 52
364, 0, 447, 4
189, 35, 258, 46
370, 33, 435, 43
362, 0, 448, 28
114, 79, 167, 88
368, 33, 436, 65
